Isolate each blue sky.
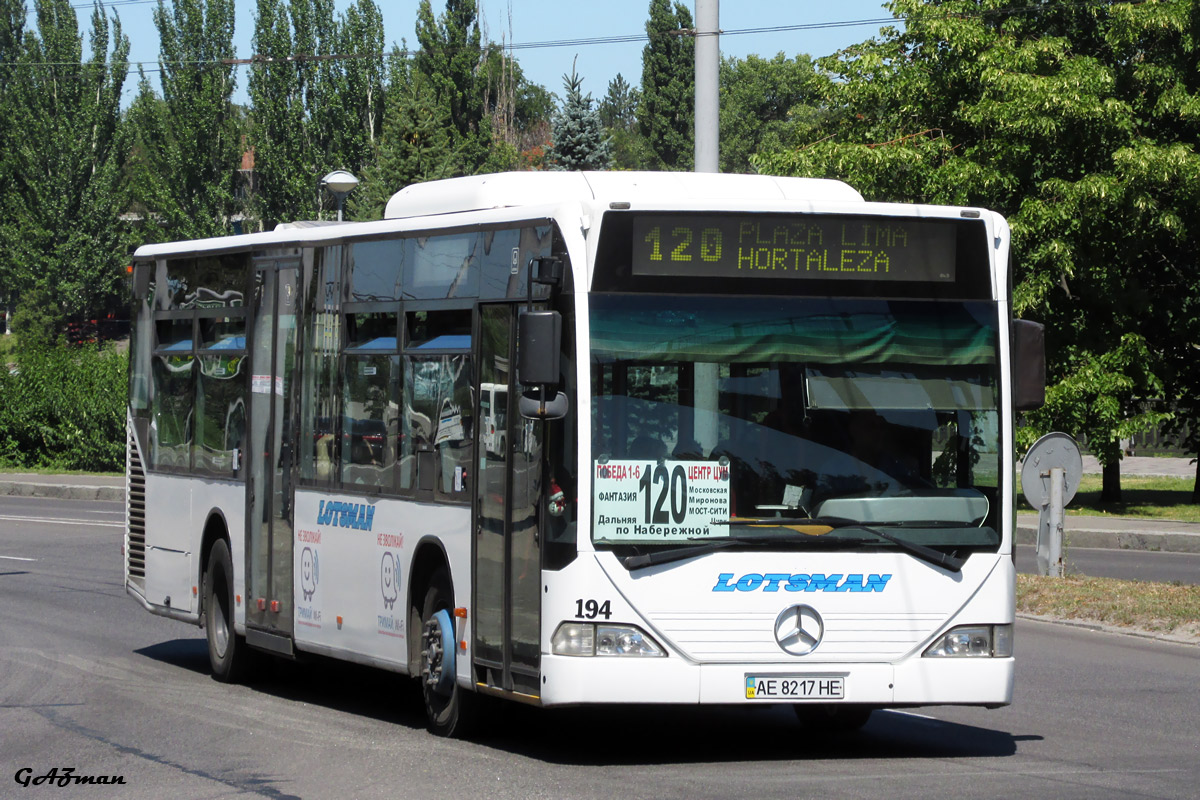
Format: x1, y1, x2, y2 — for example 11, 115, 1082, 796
86, 0, 898, 104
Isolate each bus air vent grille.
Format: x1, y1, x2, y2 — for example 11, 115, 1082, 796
649, 610, 947, 663
126, 423, 147, 587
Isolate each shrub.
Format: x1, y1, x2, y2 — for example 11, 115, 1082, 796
0, 343, 127, 471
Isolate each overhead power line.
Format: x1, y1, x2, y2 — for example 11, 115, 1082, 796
8, 0, 1172, 73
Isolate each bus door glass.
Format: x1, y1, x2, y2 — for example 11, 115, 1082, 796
246, 259, 300, 637
475, 304, 542, 696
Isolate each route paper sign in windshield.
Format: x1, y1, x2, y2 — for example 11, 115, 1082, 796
594, 459, 731, 542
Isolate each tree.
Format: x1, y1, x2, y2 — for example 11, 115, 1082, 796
638, 0, 693, 170
599, 72, 646, 170
352, 50, 457, 218
248, 0, 385, 225
545, 63, 610, 171
126, 0, 239, 241
754, 0, 1200, 501
0, 0, 131, 340
480, 42, 554, 166
718, 53, 826, 174
415, 0, 488, 171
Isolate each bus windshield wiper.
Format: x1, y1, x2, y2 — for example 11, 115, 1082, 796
619, 533, 874, 571
717, 516, 967, 573
619, 519, 968, 572
845, 523, 966, 573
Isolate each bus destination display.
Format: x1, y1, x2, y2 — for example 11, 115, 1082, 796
631, 213, 957, 283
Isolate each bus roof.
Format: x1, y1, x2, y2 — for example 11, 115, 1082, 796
133, 171, 865, 259
383, 171, 863, 219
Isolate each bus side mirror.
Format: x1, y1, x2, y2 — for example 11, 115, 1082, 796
518, 310, 569, 420
1013, 319, 1046, 411
518, 310, 560, 386
134, 262, 152, 300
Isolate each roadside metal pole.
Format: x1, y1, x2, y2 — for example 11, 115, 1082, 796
694, 0, 719, 173
1048, 466, 1065, 576
1037, 466, 1066, 576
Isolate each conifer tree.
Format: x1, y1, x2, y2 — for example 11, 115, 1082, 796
546, 63, 611, 171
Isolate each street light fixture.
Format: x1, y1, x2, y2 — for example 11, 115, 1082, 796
321, 170, 359, 221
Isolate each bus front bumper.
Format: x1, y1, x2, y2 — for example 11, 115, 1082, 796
537, 653, 1014, 708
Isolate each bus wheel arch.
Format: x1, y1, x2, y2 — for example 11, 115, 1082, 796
407, 541, 479, 737
198, 510, 230, 609
199, 512, 253, 683
406, 540, 451, 675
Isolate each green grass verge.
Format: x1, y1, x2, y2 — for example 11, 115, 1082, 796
0, 464, 123, 477
1018, 574, 1200, 638
1019, 474, 1200, 523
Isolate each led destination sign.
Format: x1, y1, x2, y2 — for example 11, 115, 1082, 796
631, 213, 958, 283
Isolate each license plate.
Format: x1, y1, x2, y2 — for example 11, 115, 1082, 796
744, 674, 845, 700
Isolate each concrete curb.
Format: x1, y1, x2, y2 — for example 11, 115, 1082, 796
1017, 613, 1200, 647
1016, 519, 1200, 555
0, 480, 124, 502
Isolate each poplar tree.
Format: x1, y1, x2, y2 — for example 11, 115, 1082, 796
0, 0, 130, 343
415, 0, 488, 170
248, 0, 384, 225
638, 0, 693, 170
125, 0, 239, 241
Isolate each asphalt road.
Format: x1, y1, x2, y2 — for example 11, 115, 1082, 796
1, 497, 1199, 799
1016, 544, 1200, 584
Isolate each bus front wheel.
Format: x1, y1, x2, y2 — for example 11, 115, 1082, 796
203, 539, 252, 683
419, 568, 479, 737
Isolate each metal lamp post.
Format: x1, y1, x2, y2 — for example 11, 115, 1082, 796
321, 170, 359, 221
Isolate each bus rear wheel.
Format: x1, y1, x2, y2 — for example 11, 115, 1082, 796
419, 568, 479, 737
204, 539, 252, 683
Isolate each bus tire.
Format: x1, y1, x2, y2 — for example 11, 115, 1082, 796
419, 567, 479, 737
793, 704, 873, 733
204, 539, 251, 683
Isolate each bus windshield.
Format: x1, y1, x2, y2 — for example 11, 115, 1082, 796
589, 294, 1002, 553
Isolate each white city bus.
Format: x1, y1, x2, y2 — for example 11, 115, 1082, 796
125, 171, 1044, 736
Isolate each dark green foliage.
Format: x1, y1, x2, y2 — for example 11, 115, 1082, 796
599, 73, 647, 170
639, 0, 694, 170
754, 0, 1200, 500
0, 345, 128, 471
130, 0, 240, 240
546, 64, 611, 171
0, 1, 131, 324
718, 53, 826, 174
249, 0, 385, 225
415, 0, 489, 170
352, 51, 458, 218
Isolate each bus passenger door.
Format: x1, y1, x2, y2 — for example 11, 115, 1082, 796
245, 258, 300, 654
474, 304, 543, 697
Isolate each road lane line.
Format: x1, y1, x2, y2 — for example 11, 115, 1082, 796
0, 555, 38, 561
0, 514, 122, 528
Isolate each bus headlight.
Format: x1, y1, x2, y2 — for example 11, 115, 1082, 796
923, 624, 1013, 658
551, 622, 666, 657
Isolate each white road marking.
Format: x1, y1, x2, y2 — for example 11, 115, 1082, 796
0, 555, 37, 561
0, 514, 122, 528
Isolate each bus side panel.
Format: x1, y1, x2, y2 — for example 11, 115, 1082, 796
143, 473, 195, 615
143, 474, 245, 626
291, 490, 471, 675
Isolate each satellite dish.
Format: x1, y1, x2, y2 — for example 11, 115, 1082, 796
1021, 432, 1083, 508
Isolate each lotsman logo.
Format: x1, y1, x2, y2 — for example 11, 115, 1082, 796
317, 500, 376, 531
712, 572, 892, 593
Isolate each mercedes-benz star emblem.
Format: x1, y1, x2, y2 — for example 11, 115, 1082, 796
774, 604, 824, 656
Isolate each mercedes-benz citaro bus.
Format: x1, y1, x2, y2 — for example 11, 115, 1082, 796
125, 171, 1045, 736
